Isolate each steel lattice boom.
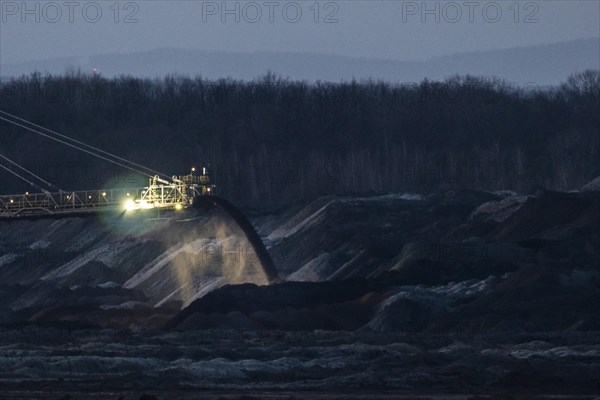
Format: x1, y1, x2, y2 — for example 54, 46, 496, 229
0, 169, 215, 219
0, 111, 216, 218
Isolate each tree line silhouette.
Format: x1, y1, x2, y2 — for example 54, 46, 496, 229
1, 70, 598, 206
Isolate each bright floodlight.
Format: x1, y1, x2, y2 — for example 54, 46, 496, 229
175, 203, 183, 211
124, 199, 137, 211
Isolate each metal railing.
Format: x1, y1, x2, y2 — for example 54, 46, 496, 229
0, 188, 144, 218
0, 183, 201, 218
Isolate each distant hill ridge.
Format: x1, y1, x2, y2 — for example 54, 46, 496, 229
1, 38, 598, 85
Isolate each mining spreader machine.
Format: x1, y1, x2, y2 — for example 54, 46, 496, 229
124, 167, 216, 212
0, 110, 216, 218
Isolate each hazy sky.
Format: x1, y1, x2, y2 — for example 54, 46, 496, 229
1, 0, 599, 65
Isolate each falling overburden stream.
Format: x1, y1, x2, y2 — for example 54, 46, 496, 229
1, 180, 600, 395
195, 195, 279, 283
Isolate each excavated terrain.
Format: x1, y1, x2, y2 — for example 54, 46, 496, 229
1, 185, 600, 397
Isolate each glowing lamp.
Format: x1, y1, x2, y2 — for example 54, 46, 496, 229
124, 199, 136, 211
